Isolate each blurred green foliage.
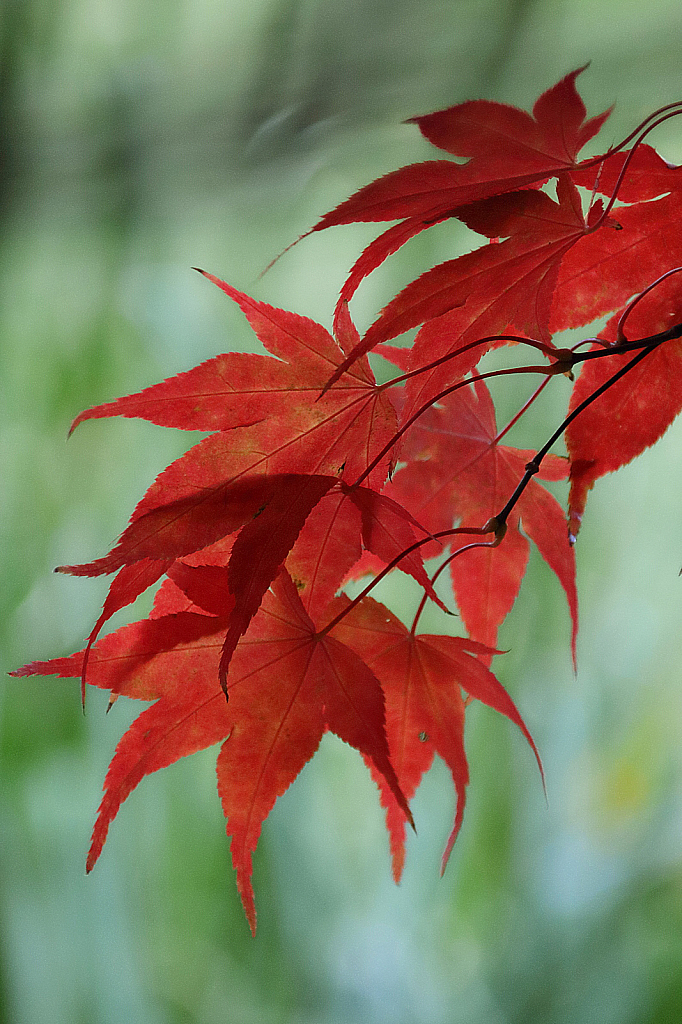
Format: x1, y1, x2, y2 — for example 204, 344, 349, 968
2, 0, 682, 1021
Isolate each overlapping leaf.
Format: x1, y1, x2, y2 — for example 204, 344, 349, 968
551, 189, 682, 332
328, 595, 542, 879
356, 177, 589, 428
361, 175, 587, 354
381, 378, 578, 654
65, 276, 397, 580
319, 68, 610, 382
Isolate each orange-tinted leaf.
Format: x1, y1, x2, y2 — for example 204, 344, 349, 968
78, 557, 173, 705
215, 571, 412, 933
71, 275, 382, 433
12, 609, 231, 702
14, 571, 410, 935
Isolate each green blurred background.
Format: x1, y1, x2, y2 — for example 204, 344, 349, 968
3, 0, 682, 1021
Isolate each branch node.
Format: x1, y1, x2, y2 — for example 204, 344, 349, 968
550, 348, 576, 380
482, 517, 508, 545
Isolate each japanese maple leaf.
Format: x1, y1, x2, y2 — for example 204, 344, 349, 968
14, 569, 411, 935
314, 66, 607, 236
566, 273, 682, 539
64, 278, 454, 665
58, 279, 398, 633
313, 66, 609, 378
55, 278, 404, 706
382, 378, 578, 656
551, 195, 682, 334
70, 273, 390, 440
328, 594, 542, 879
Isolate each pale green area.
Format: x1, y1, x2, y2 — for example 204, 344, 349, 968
2, 0, 682, 1021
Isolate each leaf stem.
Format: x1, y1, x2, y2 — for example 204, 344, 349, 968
493, 376, 553, 445
319, 526, 491, 636
410, 538, 500, 636
356, 364, 552, 488
602, 101, 682, 155
587, 108, 682, 232
377, 334, 554, 392
494, 332, 676, 530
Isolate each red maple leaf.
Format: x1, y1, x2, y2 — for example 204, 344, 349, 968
316, 65, 607, 243
566, 272, 682, 539
59, 279, 401, 681
316, 67, 610, 383
16, 569, 413, 935
328, 594, 542, 880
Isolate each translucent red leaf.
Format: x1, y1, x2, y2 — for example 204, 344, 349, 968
386, 378, 578, 656
315, 68, 606, 234
566, 275, 682, 539
166, 561, 236, 616
331, 214, 454, 336
328, 595, 541, 879
285, 489, 363, 619
312, 68, 609, 350
14, 571, 410, 935
214, 570, 412, 933
57, 472, 289, 577
551, 190, 682, 332
413, 67, 608, 166
12, 609, 231, 702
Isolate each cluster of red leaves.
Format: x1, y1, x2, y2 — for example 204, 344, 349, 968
14, 68, 682, 934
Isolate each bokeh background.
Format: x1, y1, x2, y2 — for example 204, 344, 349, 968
3, 0, 682, 1021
